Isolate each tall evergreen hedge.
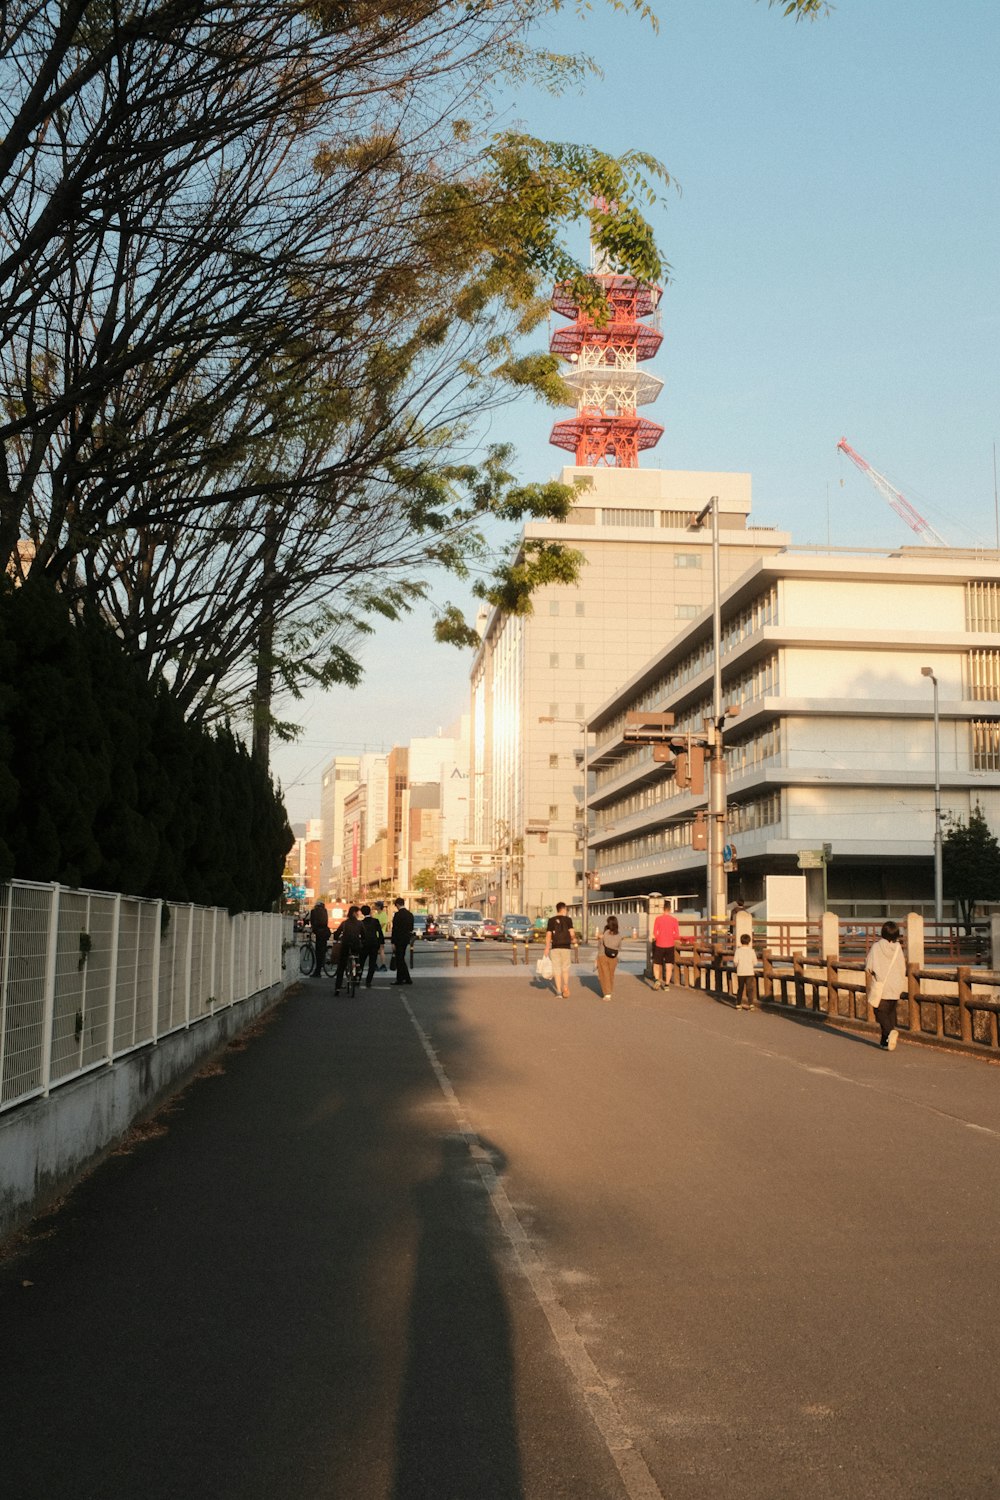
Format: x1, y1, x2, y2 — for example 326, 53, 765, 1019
0, 580, 292, 910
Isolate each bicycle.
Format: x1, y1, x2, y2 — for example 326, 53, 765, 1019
298, 938, 337, 978
346, 950, 363, 997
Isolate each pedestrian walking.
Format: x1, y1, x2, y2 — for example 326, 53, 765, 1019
373, 901, 389, 970
309, 900, 330, 978
391, 896, 414, 985
734, 932, 757, 1010
651, 908, 680, 989
359, 904, 385, 988
866, 920, 906, 1050
544, 902, 576, 998
595, 915, 622, 1001
332, 905, 365, 994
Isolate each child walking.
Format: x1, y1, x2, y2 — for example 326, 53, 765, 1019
734, 932, 757, 1010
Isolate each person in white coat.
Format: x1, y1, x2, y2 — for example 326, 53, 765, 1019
865, 920, 906, 1051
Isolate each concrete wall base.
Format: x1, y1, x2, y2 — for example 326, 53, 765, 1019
0, 979, 290, 1245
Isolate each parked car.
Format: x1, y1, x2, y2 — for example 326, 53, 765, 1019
481, 917, 501, 939
444, 908, 487, 939
501, 914, 532, 941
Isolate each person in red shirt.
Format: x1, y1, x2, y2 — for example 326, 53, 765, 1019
651, 909, 680, 990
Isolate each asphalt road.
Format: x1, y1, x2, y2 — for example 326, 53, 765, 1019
3, 965, 1000, 1499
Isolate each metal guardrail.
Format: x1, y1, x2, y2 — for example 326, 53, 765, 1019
0, 880, 284, 1113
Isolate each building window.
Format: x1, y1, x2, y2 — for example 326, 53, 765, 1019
549, 653, 559, 669
549, 753, 559, 768
549, 804, 559, 819
972, 720, 1000, 770
575, 653, 585, 669
729, 792, 782, 834
967, 582, 1000, 632
574, 703, 585, 719
675, 604, 699, 619
601, 507, 655, 527
549, 702, 559, 717
675, 554, 702, 568
661, 510, 693, 528
549, 600, 560, 615
967, 650, 1000, 700
548, 837, 559, 856
575, 602, 585, 616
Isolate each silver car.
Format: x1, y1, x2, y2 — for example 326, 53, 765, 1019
446, 908, 486, 940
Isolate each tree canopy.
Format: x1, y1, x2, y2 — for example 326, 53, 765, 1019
1, 0, 828, 758
942, 805, 1000, 932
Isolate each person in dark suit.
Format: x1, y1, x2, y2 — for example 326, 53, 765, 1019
309, 901, 330, 977
359, 904, 385, 988
391, 896, 414, 985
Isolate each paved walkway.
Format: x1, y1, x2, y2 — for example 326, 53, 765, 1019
3, 968, 1000, 1499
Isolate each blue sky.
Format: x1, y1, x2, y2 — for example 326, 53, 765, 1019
273, 0, 1000, 822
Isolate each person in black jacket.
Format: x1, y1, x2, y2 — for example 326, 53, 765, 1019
309, 901, 330, 978
391, 897, 414, 985
359, 904, 385, 988
332, 905, 365, 994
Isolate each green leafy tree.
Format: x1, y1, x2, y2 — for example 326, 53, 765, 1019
0, 0, 826, 760
942, 805, 1000, 932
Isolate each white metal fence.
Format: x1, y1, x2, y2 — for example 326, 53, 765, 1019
0, 879, 284, 1113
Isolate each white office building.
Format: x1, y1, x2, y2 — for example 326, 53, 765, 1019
588, 549, 1000, 917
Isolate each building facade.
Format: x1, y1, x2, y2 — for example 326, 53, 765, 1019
468, 466, 790, 920
319, 755, 360, 899
588, 550, 1000, 917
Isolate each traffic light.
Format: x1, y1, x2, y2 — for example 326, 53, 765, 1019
692, 811, 707, 851
688, 745, 705, 797
654, 736, 706, 795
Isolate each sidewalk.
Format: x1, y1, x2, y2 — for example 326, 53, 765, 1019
0, 976, 628, 1500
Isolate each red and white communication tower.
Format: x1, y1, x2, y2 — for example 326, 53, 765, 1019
836, 437, 949, 547
549, 225, 664, 467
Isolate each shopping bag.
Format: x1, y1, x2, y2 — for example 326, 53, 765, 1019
536, 954, 553, 981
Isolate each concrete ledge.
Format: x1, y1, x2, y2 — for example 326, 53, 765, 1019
0, 978, 290, 1244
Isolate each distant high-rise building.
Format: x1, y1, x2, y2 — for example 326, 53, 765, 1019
319, 756, 360, 897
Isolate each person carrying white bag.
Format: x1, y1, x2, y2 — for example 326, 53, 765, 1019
865, 920, 906, 1052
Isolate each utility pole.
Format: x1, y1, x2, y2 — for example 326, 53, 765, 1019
688, 497, 731, 931
921, 666, 943, 922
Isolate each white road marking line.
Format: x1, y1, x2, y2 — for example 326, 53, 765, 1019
400, 994, 666, 1500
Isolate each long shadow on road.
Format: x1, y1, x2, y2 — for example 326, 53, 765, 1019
393, 1135, 522, 1500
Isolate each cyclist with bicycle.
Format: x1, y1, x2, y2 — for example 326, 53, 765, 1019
332, 905, 365, 995
309, 901, 330, 978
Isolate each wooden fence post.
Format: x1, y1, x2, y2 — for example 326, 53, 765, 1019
957, 966, 973, 1045
761, 949, 774, 1001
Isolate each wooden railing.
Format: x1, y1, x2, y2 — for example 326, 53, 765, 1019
673, 937, 1000, 1055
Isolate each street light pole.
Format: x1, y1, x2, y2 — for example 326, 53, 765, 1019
690, 496, 728, 930
921, 666, 943, 922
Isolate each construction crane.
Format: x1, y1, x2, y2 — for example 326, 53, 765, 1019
836, 437, 949, 548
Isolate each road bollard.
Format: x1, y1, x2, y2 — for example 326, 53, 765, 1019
465, 941, 471, 967
452, 941, 458, 968
511, 940, 517, 966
